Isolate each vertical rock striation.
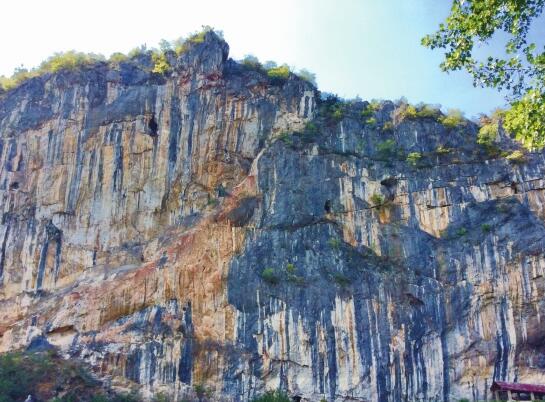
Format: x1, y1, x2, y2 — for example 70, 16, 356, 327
1, 32, 545, 401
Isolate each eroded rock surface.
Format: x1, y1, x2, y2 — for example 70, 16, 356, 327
1, 32, 545, 401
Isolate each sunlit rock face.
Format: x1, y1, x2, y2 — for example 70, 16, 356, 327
1, 32, 545, 402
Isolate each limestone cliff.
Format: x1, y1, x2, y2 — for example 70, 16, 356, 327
1, 31, 545, 402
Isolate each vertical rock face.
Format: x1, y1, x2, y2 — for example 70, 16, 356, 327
1, 32, 545, 401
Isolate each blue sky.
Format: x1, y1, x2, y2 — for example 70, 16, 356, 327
1, 0, 534, 117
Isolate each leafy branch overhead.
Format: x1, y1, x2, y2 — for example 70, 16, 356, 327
422, 0, 545, 149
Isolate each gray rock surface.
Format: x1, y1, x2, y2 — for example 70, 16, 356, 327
0, 32, 544, 401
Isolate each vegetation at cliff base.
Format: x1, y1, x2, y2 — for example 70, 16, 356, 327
0, 350, 139, 402
423, 0, 545, 149
251, 390, 291, 402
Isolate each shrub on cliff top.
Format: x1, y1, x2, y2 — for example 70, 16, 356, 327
173, 25, 221, 55
0, 28, 225, 93
439, 108, 465, 129
109, 52, 129, 64
295, 68, 317, 86
242, 54, 263, 70
0, 51, 105, 92
40, 51, 105, 73
151, 52, 171, 74
392, 103, 417, 123
267, 64, 290, 84
416, 103, 441, 119
319, 93, 346, 122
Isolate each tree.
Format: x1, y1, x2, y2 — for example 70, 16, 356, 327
422, 0, 545, 149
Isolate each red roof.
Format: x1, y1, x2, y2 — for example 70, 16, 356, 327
491, 381, 545, 394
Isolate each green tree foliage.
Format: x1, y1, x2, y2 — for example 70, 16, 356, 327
0, 51, 105, 92
319, 94, 346, 122
416, 103, 442, 119
261, 267, 280, 284
504, 89, 545, 148
377, 139, 397, 158
370, 193, 385, 206
39, 51, 105, 73
439, 108, 466, 128
0, 350, 139, 402
0, 351, 53, 401
242, 54, 262, 70
109, 52, 129, 64
0, 27, 225, 93
267, 64, 291, 83
477, 108, 505, 146
296, 68, 317, 86
151, 52, 171, 74
422, 0, 545, 148
406, 152, 423, 166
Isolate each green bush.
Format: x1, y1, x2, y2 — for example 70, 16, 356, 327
439, 108, 465, 129
456, 227, 468, 237
505, 150, 525, 163
328, 237, 341, 249
481, 223, 492, 233
252, 390, 291, 402
361, 100, 381, 119
127, 44, 147, 58
242, 54, 262, 70
382, 121, 394, 131
296, 68, 317, 86
109, 52, 129, 64
416, 104, 441, 119
406, 152, 422, 166
365, 117, 377, 126
319, 94, 347, 122
0, 350, 135, 402
39, 51, 105, 73
0, 68, 34, 91
377, 139, 397, 158
174, 26, 217, 55
0, 351, 53, 400
286, 263, 296, 275
303, 121, 319, 135
151, 52, 171, 74
478, 123, 499, 147
395, 103, 417, 121
370, 193, 385, 206
278, 131, 293, 145
261, 268, 279, 284
267, 65, 290, 83
0, 51, 104, 92
332, 272, 351, 287
435, 145, 451, 154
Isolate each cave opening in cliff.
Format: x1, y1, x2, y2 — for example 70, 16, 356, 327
148, 114, 158, 136
324, 199, 331, 213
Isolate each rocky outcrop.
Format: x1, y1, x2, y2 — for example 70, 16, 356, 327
1, 32, 545, 401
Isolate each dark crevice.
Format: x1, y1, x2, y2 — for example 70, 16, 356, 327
148, 114, 158, 136
324, 199, 331, 213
